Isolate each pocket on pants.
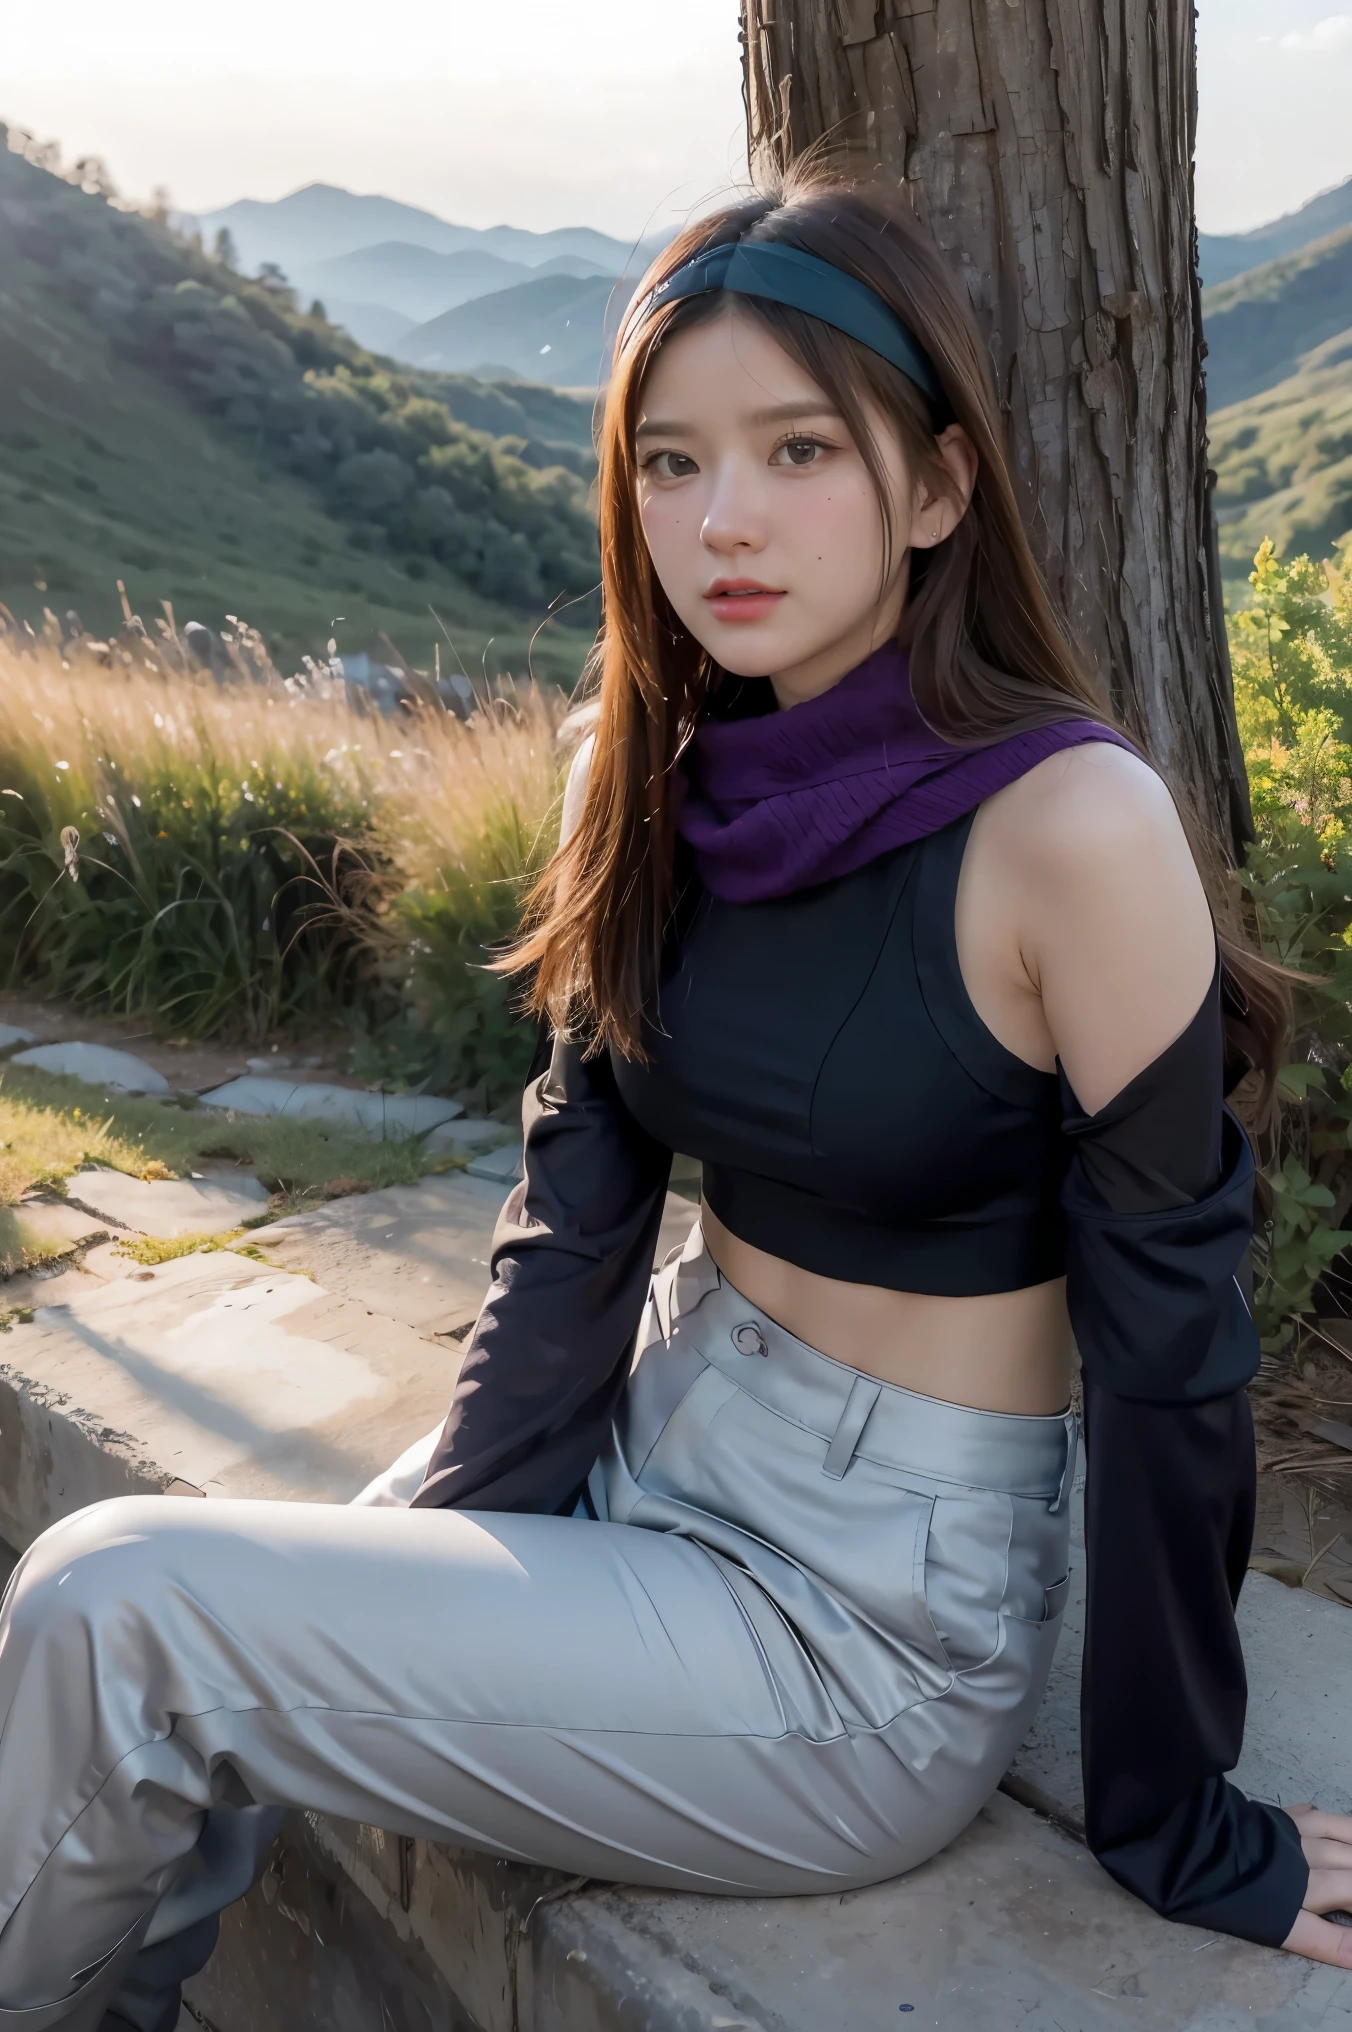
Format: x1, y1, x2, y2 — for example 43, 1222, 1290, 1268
1002, 1492, 1073, 1629
921, 1488, 1011, 1674
1041, 1573, 1071, 1623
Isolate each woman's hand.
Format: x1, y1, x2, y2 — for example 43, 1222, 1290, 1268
1282, 1805, 1352, 1965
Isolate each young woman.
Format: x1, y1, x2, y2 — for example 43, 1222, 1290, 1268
1, 171, 1350, 2032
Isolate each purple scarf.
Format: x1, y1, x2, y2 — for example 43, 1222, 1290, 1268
676, 644, 1134, 903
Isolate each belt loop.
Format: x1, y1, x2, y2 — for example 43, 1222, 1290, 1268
822, 1376, 882, 1480
657, 1222, 720, 1343
1050, 1410, 1079, 1514
652, 1260, 675, 1343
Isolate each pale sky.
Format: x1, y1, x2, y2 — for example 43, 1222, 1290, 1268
5, 0, 1350, 239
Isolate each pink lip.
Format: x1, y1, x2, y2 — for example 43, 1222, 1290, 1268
703, 579, 786, 622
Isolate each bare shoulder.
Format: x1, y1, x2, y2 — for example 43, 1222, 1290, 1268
975, 740, 1208, 935
971, 740, 1215, 1106
982, 740, 1189, 875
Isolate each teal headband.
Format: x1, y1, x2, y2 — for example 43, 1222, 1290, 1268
636, 239, 951, 424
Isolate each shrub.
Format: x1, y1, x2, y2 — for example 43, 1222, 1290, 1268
0, 624, 563, 1098
1230, 537, 1352, 1345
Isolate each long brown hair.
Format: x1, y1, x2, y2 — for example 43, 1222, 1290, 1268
509, 164, 1286, 1091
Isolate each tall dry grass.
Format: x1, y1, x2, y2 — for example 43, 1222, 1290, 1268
0, 622, 565, 1097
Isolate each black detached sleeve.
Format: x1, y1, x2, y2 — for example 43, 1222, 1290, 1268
1060, 968, 1308, 1946
410, 1034, 672, 1516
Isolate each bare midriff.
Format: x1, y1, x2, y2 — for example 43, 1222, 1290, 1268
700, 1201, 1075, 1416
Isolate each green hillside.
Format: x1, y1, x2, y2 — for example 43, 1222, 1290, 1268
1211, 330, 1352, 584
0, 135, 599, 679
1200, 214, 1352, 588
1203, 225, 1352, 412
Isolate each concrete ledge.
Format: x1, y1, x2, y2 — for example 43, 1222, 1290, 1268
187, 1792, 1352, 2031
0, 1248, 458, 1540
1, 1173, 1348, 2030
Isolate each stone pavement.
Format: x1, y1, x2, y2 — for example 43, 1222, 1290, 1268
12, 1040, 172, 1093
66, 1166, 270, 1237
0, 1170, 1347, 2030
199, 1074, 464, 1139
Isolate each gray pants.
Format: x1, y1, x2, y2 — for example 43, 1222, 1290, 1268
0, 1226, 1074, 2027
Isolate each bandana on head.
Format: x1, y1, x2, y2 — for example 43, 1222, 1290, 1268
675, 644, 1135, 904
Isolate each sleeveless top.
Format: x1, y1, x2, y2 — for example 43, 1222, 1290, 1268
412, 762, 1300, 1948
612, 812, 1066, 1297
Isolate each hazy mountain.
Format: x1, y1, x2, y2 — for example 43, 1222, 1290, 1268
190, 183, 661, 285
320, 298, 417, 354
1203, 224, 1352, 410
296, 240, 616, 327
395, 274, 620, 388
1199, 177, 1352, 287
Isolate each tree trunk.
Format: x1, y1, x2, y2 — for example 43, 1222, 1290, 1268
740, 0, 1252, 855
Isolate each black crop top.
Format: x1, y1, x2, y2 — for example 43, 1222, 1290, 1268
614, 816, 1065, 1295
412, 815, 1309, 1951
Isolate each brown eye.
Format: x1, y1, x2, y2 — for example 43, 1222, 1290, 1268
774, 438, 822, 467
651, 451, 698, 479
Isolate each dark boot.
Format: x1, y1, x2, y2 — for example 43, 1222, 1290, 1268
97, 1916, 219, 2032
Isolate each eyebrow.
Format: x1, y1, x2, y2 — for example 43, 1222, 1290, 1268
634, 400, 842, 439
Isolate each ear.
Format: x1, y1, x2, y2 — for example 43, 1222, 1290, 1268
906, 425, 979, 552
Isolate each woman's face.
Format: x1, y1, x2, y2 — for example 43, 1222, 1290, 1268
634, 307, 971, 706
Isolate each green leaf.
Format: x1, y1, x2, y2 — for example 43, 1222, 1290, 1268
1277, 1062, 1328, 1099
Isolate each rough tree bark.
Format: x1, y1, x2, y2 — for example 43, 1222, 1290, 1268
740, 0, 1251, 854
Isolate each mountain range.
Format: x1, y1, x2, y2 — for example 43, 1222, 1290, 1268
1198, 177, 1352, 287
1200, 186, 1352, 578
1210, 327, 1352, 580
182, 175, 1352, 580
1203, 224, 1352, 411
6, 143, 1348, 675
1, 146, 600, 675
190, 183, 658, 280
185, 185, 664, 387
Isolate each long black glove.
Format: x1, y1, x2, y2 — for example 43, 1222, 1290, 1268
411, 1034, 672, 1516
1061, 966, 1308, 1945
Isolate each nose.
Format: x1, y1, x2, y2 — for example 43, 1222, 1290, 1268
699, 455, 767, 558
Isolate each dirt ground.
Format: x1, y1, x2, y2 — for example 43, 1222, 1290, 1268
1251, 1334, 1352, 1609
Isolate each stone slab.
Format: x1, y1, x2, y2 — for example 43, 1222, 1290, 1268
254, 1173, 699, 1341
0, 1022, 36, 1051
11, 1041, 170, 1093
10, 1237, 195, 1307
421, 1116, 513, 1159
254, 1172, 510, 1337
199, 1076, 462, 1141
1008, 1478, 1352, 1832
0, 1251, 462, 1544
6, 1199, 110, 1259
1, 1262, 107, 1312
538, 1791, 1352, 2032
465, 1141, 523, 1183
185, 1791, 1352, 2032
66, 1166, 270, 1238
